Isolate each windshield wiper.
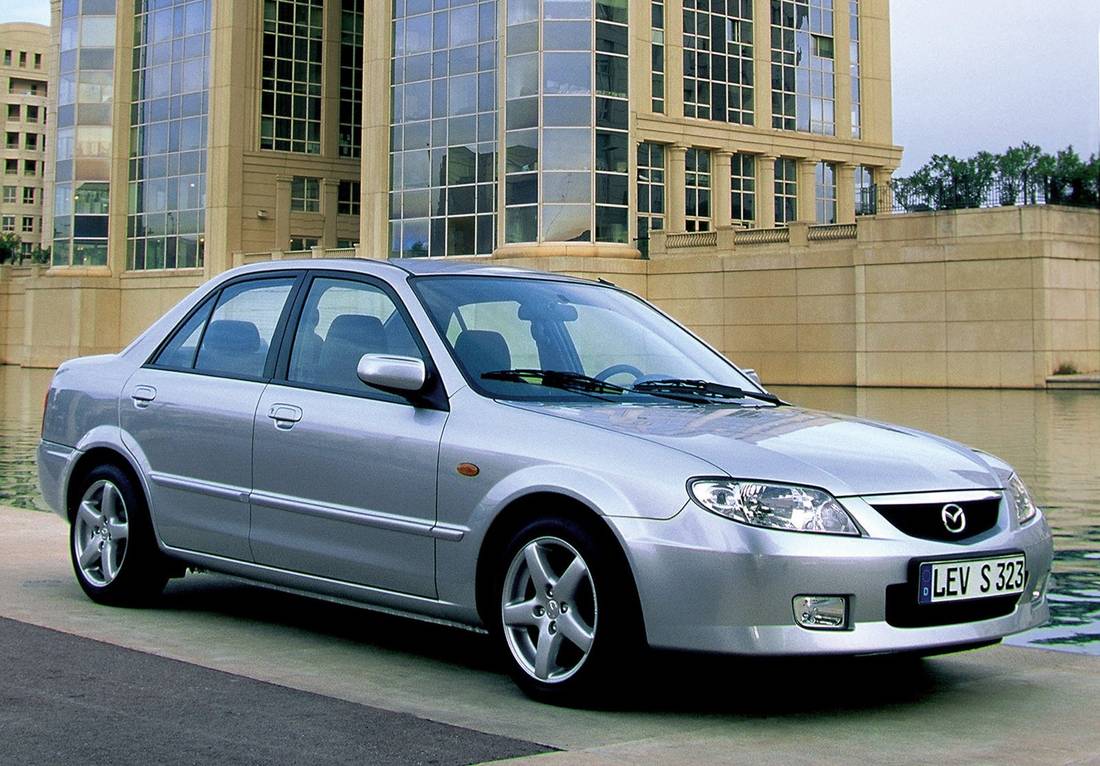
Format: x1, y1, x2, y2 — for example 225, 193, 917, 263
630, 378, 785, 405
481, 369, 627, 396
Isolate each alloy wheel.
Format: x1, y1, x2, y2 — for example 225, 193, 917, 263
501, 536, 598, 683
72, 479, 130, 587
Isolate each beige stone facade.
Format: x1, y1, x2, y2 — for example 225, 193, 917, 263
0, 23, 50, 259
2, 0, 1098, 386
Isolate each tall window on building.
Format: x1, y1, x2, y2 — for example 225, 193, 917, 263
815, 161, 836, 223
391, 0, 497, 257
683, 0, 754, 124
685, 148, 711, 231
855, 164, 874, 215
261, 0, 323, 154
338, 180, 360, 214
730, 153, 756, 226
771, 0, 835, 135
774, 157, 797, 225
651, 0, 665, 113
128, 0, 211, 270
637, 142, 665, 255
339, 0, 363, 158
53, 0, 113, 267
501, 0, 629, 247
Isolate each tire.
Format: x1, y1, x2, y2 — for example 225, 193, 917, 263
69, 464, 168, 606
491, 515, 642, 704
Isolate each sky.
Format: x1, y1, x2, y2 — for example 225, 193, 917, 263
2, 0, 1098, 175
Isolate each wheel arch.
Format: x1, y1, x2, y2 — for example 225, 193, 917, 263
65, 446, 146, 523
473, 491, 644, 634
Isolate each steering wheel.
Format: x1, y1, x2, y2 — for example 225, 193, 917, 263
594, 363, 645, 382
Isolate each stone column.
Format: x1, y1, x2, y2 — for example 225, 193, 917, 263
752, 0, 772, 129
323, 0, 343, 158
797, 158, 818, 224
666, 144, 688, 233
322, 179, 340, 248
360, 0, 394, 257
837, 162, 857, 223
834, 0, 853, 139
874, 165, 896, 213
665, 0, 685, 117
757, 154, 777, 229
275, 176, 292, 250
713, 150, 733, 229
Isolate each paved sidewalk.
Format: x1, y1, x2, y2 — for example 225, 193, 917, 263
3, 504, 1100, 765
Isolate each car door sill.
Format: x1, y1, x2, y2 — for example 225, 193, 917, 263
160, 543, 485, 633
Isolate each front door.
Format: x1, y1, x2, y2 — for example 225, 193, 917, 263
249, 274, 446, 598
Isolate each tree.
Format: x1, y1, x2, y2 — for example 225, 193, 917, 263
892, 145, 1099, 211
996, 142, 1042, 205
0, 232, 22, 264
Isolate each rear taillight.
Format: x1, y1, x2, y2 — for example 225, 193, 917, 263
41, 387, 50, 437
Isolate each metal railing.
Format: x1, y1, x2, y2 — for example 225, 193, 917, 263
859, 180, 1099, 216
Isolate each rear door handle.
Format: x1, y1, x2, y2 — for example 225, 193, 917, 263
267, 404, 303, 429
131, 385, 157, 408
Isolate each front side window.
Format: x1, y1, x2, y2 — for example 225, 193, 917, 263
288, 277, 423, 392
414, 275, 756, 401
154, 277, 295, 378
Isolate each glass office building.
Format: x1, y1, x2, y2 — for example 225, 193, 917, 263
44, 0, 898, 272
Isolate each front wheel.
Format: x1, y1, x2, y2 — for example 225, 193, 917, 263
493, 516, 641, 704
70, 464, 168, 606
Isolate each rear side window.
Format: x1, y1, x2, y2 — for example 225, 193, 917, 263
153, 277, 295, 379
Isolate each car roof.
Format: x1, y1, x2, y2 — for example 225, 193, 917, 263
231, 257, 602, 285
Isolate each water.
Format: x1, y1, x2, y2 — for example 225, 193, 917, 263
2, 366, 1096, 654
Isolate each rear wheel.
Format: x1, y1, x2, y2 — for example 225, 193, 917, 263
70, 464, 168, 606
493, 516, 641, 704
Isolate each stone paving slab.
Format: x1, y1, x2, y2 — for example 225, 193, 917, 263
3, 505, 1100, 765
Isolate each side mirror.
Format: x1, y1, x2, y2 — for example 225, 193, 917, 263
741, 368, 762, 386
357, 353, 427, 393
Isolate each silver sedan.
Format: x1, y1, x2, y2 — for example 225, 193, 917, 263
38, 259, 1053, 702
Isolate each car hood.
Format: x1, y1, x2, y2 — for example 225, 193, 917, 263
506, 402, 1001, 497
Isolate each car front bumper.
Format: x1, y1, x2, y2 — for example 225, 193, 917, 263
609, 500, 1054, 655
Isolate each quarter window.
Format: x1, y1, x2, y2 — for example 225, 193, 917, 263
288, 278, 423, 392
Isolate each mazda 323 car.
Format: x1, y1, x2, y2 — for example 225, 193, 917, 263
38, 259, 1053, 701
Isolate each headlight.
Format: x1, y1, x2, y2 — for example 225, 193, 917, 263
1008, 472, 1038, 525
689, 479, 861, 536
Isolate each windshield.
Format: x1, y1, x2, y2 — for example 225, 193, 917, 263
411, 275, 762, 403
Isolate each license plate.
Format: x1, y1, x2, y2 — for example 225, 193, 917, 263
917, 554, 1027, 605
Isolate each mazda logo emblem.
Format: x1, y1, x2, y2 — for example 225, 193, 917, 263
941, 503, 967, 534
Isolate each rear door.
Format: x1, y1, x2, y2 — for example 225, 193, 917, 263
121, 274, 300, 560
249, 273, 447, 597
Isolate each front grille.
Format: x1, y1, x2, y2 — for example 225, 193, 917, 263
870, 496, 1001, 542
885, 583, 1020, 628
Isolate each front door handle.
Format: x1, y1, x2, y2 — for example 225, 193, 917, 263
267, 404, 303, 429
131, 385, 157, 408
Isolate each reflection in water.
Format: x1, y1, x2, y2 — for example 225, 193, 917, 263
773, 385, 1100, 655
1, 366, 1096, 654
1, 366, 53, 512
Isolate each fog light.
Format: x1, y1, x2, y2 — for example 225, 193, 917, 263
793, 596, 849, 630
1031, 573, 1050, 603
